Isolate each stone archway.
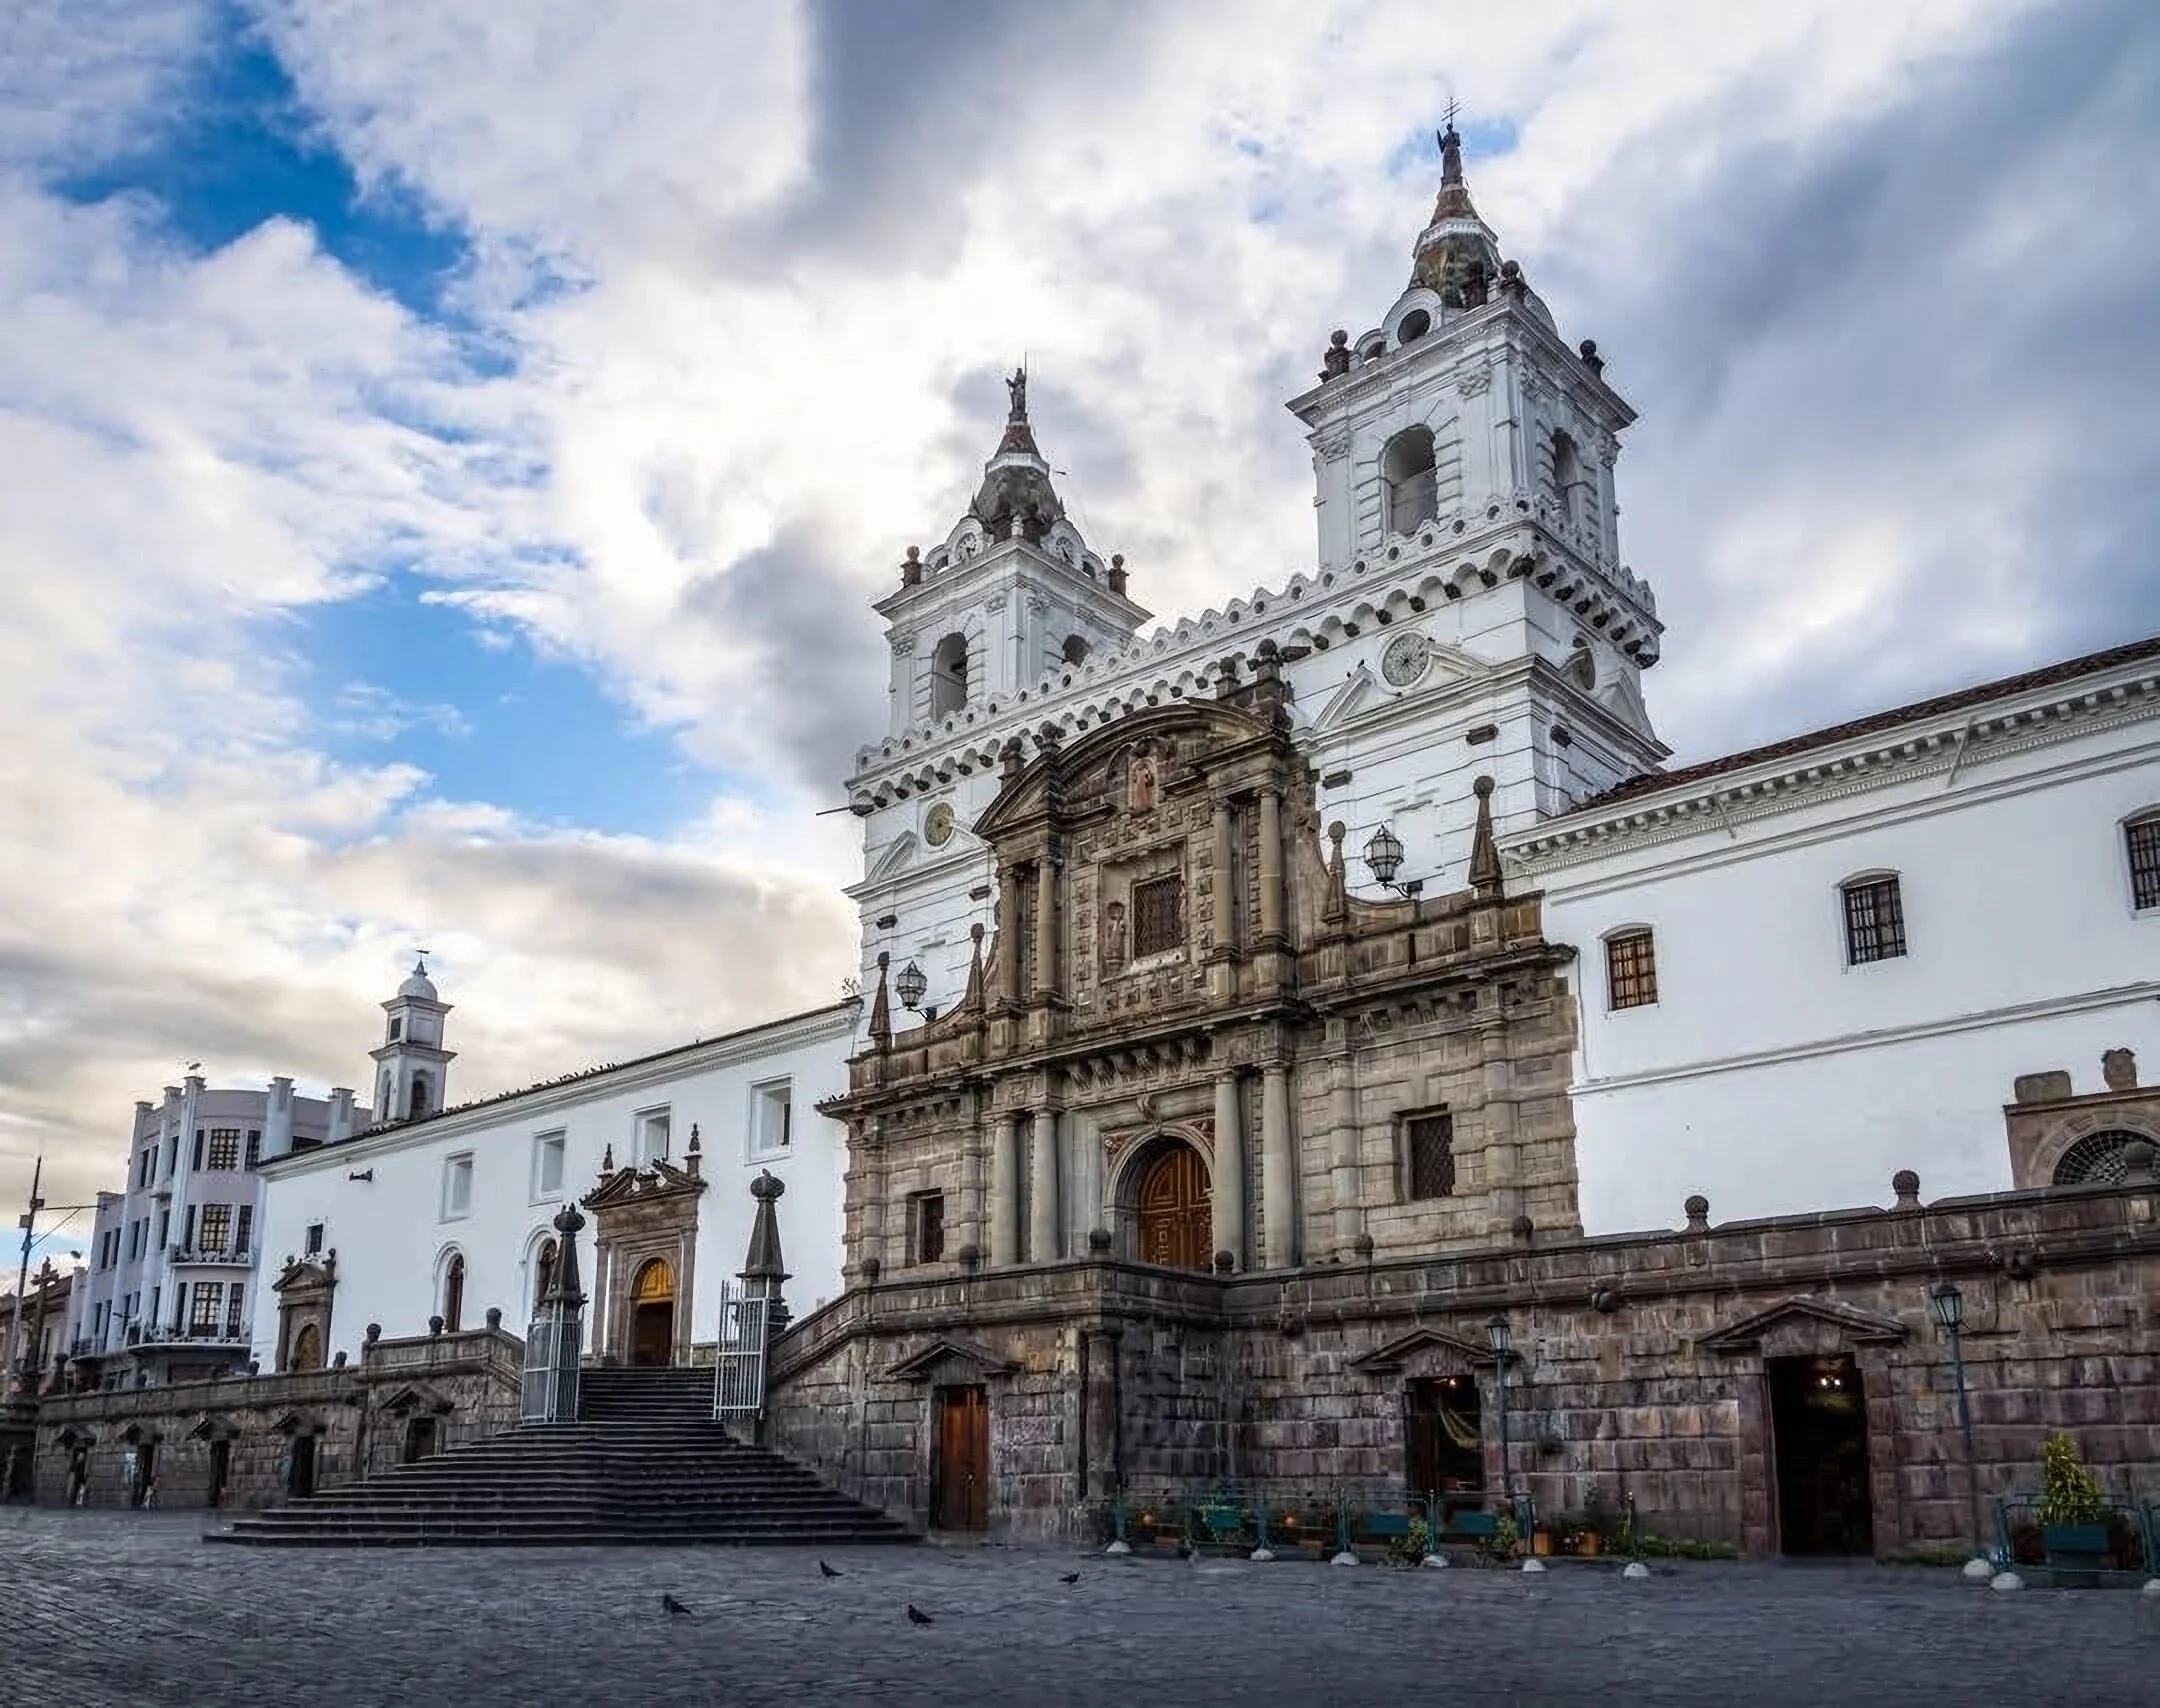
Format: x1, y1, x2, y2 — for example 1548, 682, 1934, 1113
584, 1156, 706, 1367
1116, 1133, 1214, 1272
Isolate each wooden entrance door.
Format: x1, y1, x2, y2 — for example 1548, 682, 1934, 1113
933, 1385, 990, 1532
1136, 1143, 1212, 1271
630, 1257, 676, 1367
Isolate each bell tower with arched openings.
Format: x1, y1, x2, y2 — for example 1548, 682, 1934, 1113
368, 956, 455, 1127
1288, 117, 1669, 797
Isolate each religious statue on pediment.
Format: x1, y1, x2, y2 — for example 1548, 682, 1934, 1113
1128, 756, 1157, 814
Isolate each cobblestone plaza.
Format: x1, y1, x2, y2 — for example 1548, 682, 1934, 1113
12, 1512, 2155, 1707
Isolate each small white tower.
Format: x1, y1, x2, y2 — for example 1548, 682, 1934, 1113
369, 956, 455, 1125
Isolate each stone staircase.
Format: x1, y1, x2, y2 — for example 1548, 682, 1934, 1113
209, 1367, 915, 1548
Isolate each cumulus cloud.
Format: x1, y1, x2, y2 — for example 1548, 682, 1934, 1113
4, 0, 2156, 1223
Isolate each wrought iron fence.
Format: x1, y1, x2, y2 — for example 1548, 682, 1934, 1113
1093, 1478, 1540, 1560
710, 1283, 769, 1420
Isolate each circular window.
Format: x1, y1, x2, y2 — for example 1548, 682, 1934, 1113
1397, 309, 1431, 344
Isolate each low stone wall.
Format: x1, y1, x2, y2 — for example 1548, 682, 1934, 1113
28, 1325, 525, 1511
766, 1177, 2160, 1553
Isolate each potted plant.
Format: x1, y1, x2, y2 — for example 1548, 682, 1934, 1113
2035, 1432, 2111, 1570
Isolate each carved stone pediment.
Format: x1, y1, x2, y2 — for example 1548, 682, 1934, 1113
1351, 1324, 1518, 1373
377, 1382, 453, 1416
887, 1337, 1021, 1382
272, 1257, 335, 1295
582, 1159, 708, 1211
1698, 1296, 1907, 1356
185, 1413, 236, 1442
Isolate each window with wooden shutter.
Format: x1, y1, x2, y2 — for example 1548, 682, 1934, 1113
1604, 929, 1658, 1009
1841, 875, 1907, 964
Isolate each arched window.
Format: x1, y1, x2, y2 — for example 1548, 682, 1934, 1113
1061, 633, 1092, 667
930, 632, 970, 717
532, 1238, 559, 1311
1551, 431, 1585, 527
1382, 427, 1438, 536
1603, 927, 1658, 1010
2053, 1131, 2149, 1186
441, 1253, 465, 1331
408, 1073, 432, 1120
1839, 872, 1907, 965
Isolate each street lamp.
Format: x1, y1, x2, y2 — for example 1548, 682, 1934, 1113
1929, 1281, 1988, 1571
1486, 1312, 1513, 1514
894, 960, 928, 1011
1361, 825, 1424, 898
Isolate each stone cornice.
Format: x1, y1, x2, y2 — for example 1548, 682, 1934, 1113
1507, 667, 2160, 872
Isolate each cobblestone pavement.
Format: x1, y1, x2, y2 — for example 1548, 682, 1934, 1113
9, 1508, 2158, 1707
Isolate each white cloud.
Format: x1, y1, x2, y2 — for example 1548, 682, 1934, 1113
4, 0, 2154, 1225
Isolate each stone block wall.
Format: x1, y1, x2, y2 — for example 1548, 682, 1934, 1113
767, 1176, 2160, 1555
29, 1325, 524, 1510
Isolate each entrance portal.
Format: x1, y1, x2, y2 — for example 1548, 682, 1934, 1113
403, 1415, 438, 1463
286, 1434, 317, 1498
207, 1439, 231, 1507
630, 1257, 676, 1368
1404, 1375, 1485, 1522
1135, 1142, 1211, 1271
1768, 1353, 1873, 1555
933, 1384, 990, 1532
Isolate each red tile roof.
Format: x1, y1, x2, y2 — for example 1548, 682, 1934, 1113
1577, 631, 2160, 812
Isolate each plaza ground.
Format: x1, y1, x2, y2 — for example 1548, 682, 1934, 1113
10, 1509, 2156, 1706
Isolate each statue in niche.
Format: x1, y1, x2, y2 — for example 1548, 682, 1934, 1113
1102, 901, 1127, 971
1128, 756, 1157, 813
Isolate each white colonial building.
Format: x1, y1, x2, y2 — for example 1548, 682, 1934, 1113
248, 970, 859, 1373
65, 1076, 362, 1388
1504, 637, 2160, 1231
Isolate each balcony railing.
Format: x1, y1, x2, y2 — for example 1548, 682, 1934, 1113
135, 1323, 250, 1349
167, 1247, 251, 1267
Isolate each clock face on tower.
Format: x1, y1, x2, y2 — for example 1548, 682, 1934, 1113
1380, 630, 1432, 688
923, 802, 956, 847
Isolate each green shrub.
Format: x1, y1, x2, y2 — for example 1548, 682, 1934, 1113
2035, 1432, 2107, 1528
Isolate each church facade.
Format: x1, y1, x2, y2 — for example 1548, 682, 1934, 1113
765, 126, 2160, 1555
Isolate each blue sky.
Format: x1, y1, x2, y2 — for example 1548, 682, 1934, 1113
3, 0, 2155, 1215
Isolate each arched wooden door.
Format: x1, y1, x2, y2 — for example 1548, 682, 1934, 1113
630, 1257, 676, 1367
291, 1322, 322, 1372
1135, 1143, 1212, 1271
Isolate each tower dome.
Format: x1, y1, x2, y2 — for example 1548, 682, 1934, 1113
397, 956, 438, 1002
1409, 121, 1501, 309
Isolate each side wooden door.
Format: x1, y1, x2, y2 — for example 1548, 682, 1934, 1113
933, 1385, 990, 1532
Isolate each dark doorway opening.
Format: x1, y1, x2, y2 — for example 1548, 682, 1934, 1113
207, 1439, 231, 1507
403, 1416, 438, 1463
1405, 1375, 1486, 1525
1768, 1354, 1873, 1555
932, 1384, 990, 1533
130, 1441, 158, 1507
630, 1257, 676, 1367
287, 1433, 317, 1499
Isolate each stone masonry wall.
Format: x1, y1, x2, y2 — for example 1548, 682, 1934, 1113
30, 1325, 524, 1511
768, 1175, 2160, 1554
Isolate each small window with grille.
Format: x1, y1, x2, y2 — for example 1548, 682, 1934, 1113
2127, 815, 2160, 911
1402, 1109, 1457, 1201
1841, 875, 1907, 964
907, 1191, 946, 1265
1129, 874, 1185, 958
1605, 929, 1658, 1010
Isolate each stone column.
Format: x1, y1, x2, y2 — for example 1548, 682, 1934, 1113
1210, 802, 1237, 953
962, 1087, 988, 1261
1211, 1071, 1246, 1269
858, 1119, 889, 1279
1329, 1052, 1361, 1258
1260, 1064, 1297, 1268
1476, 1020, 1523, 1230
1256, 788, 1284, 943
990, 1112, 1022, 1267
1080, 1326, 1123, 1506
1032, 853, 1059, 999
995, 866, 1022, 1004
1029, 1109, 1061, 1262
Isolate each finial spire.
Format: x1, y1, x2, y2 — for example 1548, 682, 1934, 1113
1005, 364, 1028, 423
1437, 102, 1464, 188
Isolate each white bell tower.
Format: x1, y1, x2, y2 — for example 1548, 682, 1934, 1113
874, 367, 1150, 737
369, 956, 455, 1126
1286, 118, 1669, 807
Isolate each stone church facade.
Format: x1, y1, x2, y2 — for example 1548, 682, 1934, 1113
765, 124, 2160, 1555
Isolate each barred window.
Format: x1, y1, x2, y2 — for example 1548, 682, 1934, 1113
1404, 1109, 1456, 1201
907, 1191, 946, 1265
234, 1205, 253, 1256
244, 1130, 262, 1169
2053, 1130, 2145, 1186
1841, 875, 1907, 964
206, 1128, 241, 1171
226, 1284, 245, 1337
198, 1203, 232, 1253
1130, 874, 1185, 958
1605, 929, 1658, 1009
189, 1283, 224, 1333
2128, 816, 2160, 911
